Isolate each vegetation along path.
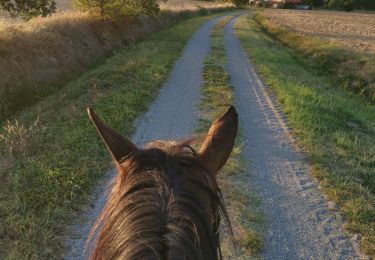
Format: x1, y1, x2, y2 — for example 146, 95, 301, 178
225, 13, 364, 259
64, 14, 225, 259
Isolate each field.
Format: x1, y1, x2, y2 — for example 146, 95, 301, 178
263, 9, 375, 55
257, 9, 375, 104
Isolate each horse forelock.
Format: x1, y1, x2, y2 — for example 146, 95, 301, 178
89, 141, 228, 260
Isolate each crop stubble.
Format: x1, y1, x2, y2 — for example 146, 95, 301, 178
264, 9, 375, 55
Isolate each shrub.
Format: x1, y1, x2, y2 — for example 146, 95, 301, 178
326, 0, 375, 10
343, 0, 354, 11
0, 0, 56, 20
221, 0, 248, 7
0, 117, 44, 159
74, 0, 163, 20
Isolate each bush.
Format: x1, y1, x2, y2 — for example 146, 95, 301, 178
74, 0, 163, 20
343, 0, 354, 11
326, 0, 375, 10
313, 0, 325, 6
0, 0, 56, 20
222, 0, 248, 6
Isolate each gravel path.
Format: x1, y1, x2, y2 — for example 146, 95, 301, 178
224, 14, 364, 260
64, 16, 221, 259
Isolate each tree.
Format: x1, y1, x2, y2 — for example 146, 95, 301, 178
326, 0, 375, 10
0, 0, 56, 20
218, 0, 248, 6
313, 0, 325, 5
74, 0, 162, 20
343, 0, 354, 11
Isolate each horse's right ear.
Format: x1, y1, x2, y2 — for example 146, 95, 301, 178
87, 108, 137, 163
199, 106, 238, 176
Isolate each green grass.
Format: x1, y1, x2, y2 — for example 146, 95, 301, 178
0, 13, 230, 259
254, 13, 375, 103
234, 13, 375, 256
196, 16, 264, 259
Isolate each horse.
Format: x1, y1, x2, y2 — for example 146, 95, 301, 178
87, 106, 238, 260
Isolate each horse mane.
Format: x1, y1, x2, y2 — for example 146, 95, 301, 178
88, 140, 231, 260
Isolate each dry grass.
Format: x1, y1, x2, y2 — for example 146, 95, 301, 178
263, 9, 375, 55
0, 11, 159, 119
0, 2, 234, 120
160, 0, 234, 12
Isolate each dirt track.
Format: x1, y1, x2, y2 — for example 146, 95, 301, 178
65, 12, 364, 259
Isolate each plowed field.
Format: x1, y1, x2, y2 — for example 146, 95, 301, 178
264, 9, 375, 54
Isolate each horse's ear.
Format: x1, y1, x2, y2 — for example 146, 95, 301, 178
199, 106, 238, 176
87, 108, 137, 163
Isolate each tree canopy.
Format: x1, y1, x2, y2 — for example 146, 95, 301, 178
74, 0, 162, 20
0, 0, 56, 20
326, 0, 375, 11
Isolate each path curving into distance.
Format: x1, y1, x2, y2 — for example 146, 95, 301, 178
64, 15, 223, 259
224, 13, 364, 259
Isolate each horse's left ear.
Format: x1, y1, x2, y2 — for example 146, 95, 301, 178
199, 106, 238, 176
87, 108, 137, 163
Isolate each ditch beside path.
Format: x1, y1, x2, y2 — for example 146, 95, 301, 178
224, 13, 365, 260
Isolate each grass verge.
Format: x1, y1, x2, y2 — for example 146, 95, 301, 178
0, 13, 228, 259
196, 16, 264, 259
254, 12, 375, 103
235, 12, 375, 256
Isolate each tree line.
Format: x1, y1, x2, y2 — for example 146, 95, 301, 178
314, 0, 375, 11
0, 0, 245, 21
325, 0, 375, 11
0, 0, 166, 21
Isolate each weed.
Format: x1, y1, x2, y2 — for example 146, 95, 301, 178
0, 117, 44, 159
